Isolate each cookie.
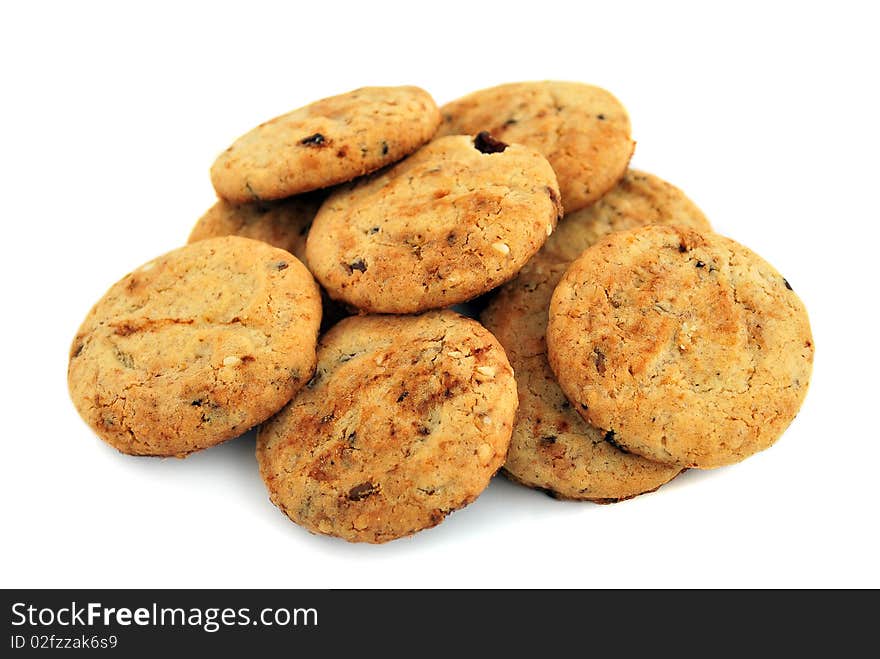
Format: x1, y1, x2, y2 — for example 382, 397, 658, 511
540, 169, 712, 264
547, 225, 814, 469
210, 86, 440, 204
482, 257, 683, 501
305, 134, 563, 313
438, 81, 634, 213
68, 236, 322, 457
188, 192, 325, 264
256, 311, 517, 543
482, 171, 708, 497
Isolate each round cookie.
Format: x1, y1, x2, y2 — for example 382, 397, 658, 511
482, 257, 682, 501
68, 237, 322, 457
306, 134, 563, 314
541, 169, 711, 264
188, 192, 325, 264
547, 225, 814, 469
483, 171, 709, 496
257, 311, 517, 543
211, 86, 440, 204
438, 81, 634, 213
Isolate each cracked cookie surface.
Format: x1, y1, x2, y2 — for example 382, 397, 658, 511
482, 170, 708, 498
484, 258, 682, 501
256, 311, 517, 543
438, 81, 633, 213
210, 86, 440, 204
547, 225, 814, 469
188, 193, 326, 264
305, 134, 563, 313
68, 236, 322, 457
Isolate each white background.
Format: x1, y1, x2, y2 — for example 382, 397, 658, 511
2, 1, 878, 588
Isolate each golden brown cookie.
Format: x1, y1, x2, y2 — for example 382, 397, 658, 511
438, 81, 633, 213
481, 170, 708, 498
482, 257, 682, 501
210, 86, 440, 204
257, 311, 517, 543
68, 237, 322, 457
541, 169, 711, 264
188, 193, 325, 264
547, 225, 814, 469
305, 134, 563, 313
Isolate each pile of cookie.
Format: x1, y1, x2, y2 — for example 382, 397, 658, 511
68, 82, 814, 543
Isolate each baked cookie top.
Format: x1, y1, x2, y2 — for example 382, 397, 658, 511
68, 237, 322, 457
211, 86, 440, 203
482, 257, 682, 501
547, 225, 814, 469
438, 81, 633, 213
541, 169, 711, 264
188, 193, 325, 264
257, 311, 517, 543
306, 134, 563, 313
